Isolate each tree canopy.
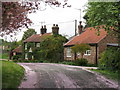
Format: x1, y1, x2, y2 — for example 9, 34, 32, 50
22, 28, 36, 41
38, 34, 68, 62
84, 2, 120, 43
1, 0, 70, 37
71, 43, 90, 59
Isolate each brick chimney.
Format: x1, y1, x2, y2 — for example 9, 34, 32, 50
52, 24, 59, 35
78, 21, 83, 35
40, 25, 47, 34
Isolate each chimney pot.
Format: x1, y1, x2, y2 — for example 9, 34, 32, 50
52, 24, 59, 35
78, 21, 83, 35
44, 25, 46, 28
40, 25, 47, 34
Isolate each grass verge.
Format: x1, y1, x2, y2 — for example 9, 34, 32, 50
2, 61, 25, 88
0, 53, 9, 59
91, 69, 119, 82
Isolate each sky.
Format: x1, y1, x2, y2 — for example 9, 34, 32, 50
2, 0, 88, 41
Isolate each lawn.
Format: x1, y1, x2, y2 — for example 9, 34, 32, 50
2, 61, 25, 88
91, 69, 119, 82
0, 53, 9, 59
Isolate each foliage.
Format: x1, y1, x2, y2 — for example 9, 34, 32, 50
2, 39, 22, 51
2, 61, 25, 88
74, 58, 88, 66
59, 61, 75, 65
84, 2, 119, 31
98, 47, 120, 71
22, 42, 36, 60
22, 28, 36, 41
12, 55, 21, 60
1, 2, 32, 37
38, 34, 68, 62
84, 2, 120, 43
91, 69, 119, 82
71, 43, 90, 58
1, 1, 70, 36
0, 53, 9, 59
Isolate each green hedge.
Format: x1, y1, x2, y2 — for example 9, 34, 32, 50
98, 47, 120, 71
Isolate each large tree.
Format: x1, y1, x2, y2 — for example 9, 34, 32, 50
22, 28, 36, 41
1, 0, 70, 37
37, 34, 68, 62
84, 2, 120, 43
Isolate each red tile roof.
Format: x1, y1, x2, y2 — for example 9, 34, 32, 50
12, 45, 22, 53
23, 33, 52, 42
64, 27, 107, 46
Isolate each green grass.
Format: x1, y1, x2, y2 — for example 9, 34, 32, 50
91, 69, 119, 82
2, 61, 25, 88
0, 53, 9, 59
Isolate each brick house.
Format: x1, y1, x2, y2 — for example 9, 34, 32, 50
23, 24, 60, 60
64, 23, 118, 64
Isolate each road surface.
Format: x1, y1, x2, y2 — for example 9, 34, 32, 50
18, 63, 119, 89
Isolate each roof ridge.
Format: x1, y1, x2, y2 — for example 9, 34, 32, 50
64, 36, 77, 46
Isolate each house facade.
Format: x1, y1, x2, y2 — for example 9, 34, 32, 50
64, 24, 118, 64
23, 24, 60, 60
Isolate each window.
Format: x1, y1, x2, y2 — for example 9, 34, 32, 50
29, 48, 32, 52
84, 50, 91, 55
66, 47, 72, 57
36, 43, 40, 47
25, 43, 27, 50
77, 53, 80, 56
25, 53, 28, 59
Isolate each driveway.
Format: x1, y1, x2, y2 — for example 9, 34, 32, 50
18, 63, 119, 89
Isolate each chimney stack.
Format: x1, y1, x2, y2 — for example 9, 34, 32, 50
52, 24, 59, 35
78, 21, 83, 35
40, 25, 47, 34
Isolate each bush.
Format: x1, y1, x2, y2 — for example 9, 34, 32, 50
60, 61, 75, 65
12, 55, 20, 60
74, 58, 88, 66
98, 47, 120, 71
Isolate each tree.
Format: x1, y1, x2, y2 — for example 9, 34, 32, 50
1, 1, 70, 37
22, 28, 36, 41
71, 43, 90, 59
84, 2, 120, 43
38, 34, 68, 62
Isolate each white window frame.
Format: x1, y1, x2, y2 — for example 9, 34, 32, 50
66, 47, 72, 57
29, 48, 32, 52
25, 53, 28, 59
25, 43, 27, 50
77, 52, 80, 56
84, 50, 91, 56
36, 43, 40, 47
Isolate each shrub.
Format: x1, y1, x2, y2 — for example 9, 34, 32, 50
74, 58, 88, 66
60, 61, 75, 65
98, 47, 120, 71
12, 55, 20, 60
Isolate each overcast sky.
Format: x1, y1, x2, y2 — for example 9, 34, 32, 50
2, 0, 88, 41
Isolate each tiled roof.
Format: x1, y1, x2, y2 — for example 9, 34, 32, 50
12, 45, 22, 53
64, 27, 107, 46
23, 33, 52, 42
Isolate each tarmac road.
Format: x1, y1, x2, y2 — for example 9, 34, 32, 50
18, 63, 119, 89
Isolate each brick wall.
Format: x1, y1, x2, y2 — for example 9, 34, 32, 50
98, 34, 118, 55
64, 46, 97, 64
64, 47, 75, 61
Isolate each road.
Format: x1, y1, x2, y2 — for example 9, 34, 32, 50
18, 63, 118, 89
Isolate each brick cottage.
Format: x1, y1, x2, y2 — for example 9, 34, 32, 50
64, 22, 118, 64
